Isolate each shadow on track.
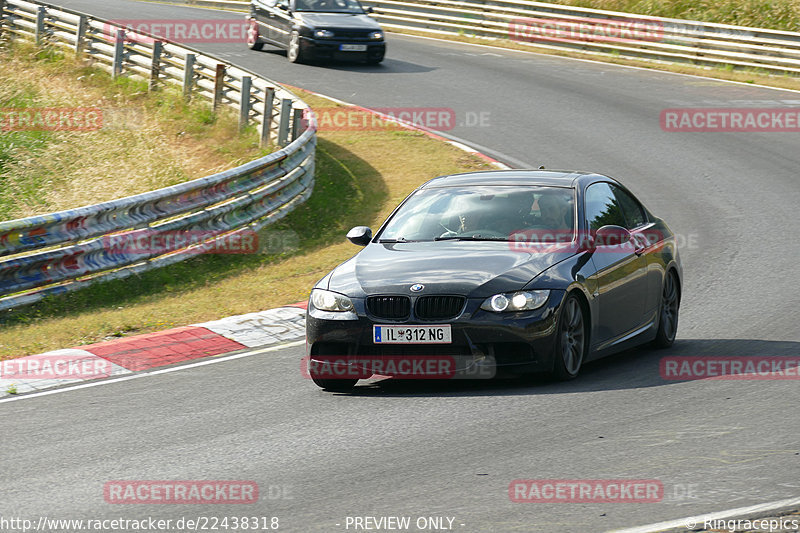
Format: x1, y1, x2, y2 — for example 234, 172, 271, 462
339, 338, 800, 397
251, 48, 437, 73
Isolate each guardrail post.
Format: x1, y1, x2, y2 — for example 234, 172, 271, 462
0, 0, 7, 39
239, 75, 252, 132
34, 6, 46, 45
149, 41, 163, 91
291, 108, 303, 141
183, 53, 195, 101
112, 29, 125, 78
277, 98, 292, 146
213, 64, 225, 111
74, 15, 87, 58
260, 87, 275, 148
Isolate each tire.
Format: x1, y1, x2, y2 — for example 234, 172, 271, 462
550, 293, 587, 380
366, 57, 383, 65
652, 270, 680, 348
287, 31, 306, 63
246, 19, 264, 51
311, 376, 357, 392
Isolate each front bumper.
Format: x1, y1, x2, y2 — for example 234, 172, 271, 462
300, 36, 385, 61
305, 291, 566, 380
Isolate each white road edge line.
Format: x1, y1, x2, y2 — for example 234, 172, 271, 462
0, 339, 305, 404
608, 496, 800, 533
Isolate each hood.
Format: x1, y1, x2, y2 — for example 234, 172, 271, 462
327, 241, 573, 297
297, 13, 381, 30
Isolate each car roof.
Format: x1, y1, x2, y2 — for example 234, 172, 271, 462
420, 170, 611, 188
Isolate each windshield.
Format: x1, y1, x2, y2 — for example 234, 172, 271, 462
294, 0, 366, 13
377, 186, 575, 242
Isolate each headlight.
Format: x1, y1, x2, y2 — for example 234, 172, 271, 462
480, 290, 549, 312
368, 31, 383, 40
310, 289, 354, 312
314, 29, 334, 38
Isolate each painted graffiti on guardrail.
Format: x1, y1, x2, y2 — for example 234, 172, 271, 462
0, 107, 103, 132
106, 20, 248, 44
509, 17, 664, 44
103, 230, 259, 255
661, 108, 800, 131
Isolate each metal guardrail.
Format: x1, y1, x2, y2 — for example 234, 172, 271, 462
160, 0, 800, 75
0, 0, 317, 311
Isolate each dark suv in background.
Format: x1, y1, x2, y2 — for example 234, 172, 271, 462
246, 0, 386, 63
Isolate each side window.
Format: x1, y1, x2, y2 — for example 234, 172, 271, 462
611, 185, 646, 229
585, 183, 625, 230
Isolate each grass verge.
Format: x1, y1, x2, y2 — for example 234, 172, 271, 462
0, 86, 493, 358
549, 0, 800, 32
0, 41, 270, 220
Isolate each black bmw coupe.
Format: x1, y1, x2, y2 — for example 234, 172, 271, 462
246, 0, 385, 63
306, 170, 682, 391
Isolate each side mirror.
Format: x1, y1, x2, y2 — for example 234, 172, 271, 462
346, 226, 372, 246
594, 225, 632, 247
366, 6, 374, 13
277, 3, 288, 10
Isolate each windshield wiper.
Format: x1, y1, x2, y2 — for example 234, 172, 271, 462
434, 235, 508, 241
378, 237, 409, 243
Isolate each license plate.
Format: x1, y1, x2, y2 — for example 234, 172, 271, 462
340, 44, 367, 51
374, 325, 452, 344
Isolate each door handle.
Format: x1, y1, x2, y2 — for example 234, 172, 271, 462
632, 234, 646, 256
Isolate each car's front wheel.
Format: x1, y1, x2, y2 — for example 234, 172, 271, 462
246, 19, 264, 51
652, 270, 680, 348
551, 293, 587, 380
287, 31, 306, 63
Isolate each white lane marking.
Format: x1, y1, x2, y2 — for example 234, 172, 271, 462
608, 495, 800, 532
0, 340, 305, 404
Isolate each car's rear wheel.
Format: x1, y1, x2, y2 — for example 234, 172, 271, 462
246, 19, 264, 51
652, 270, 680, 348
311, 376, 358, 392
287, 31, 306, 63
551, 293, 587, 380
